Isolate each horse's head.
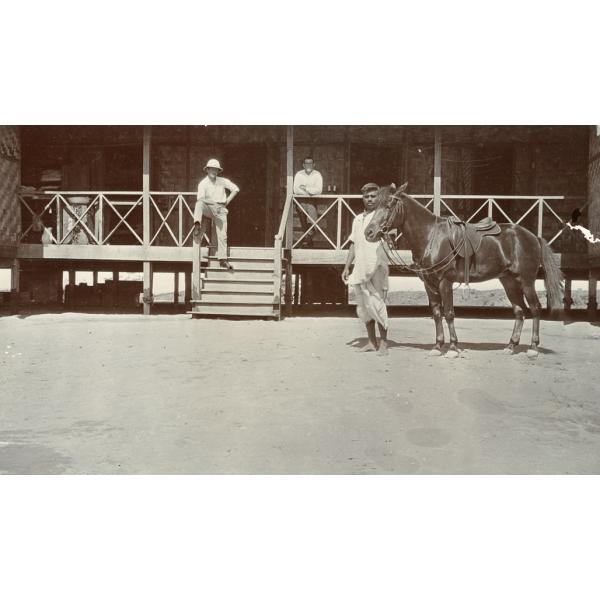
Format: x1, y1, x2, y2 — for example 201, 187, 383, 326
364, 182, 408, 242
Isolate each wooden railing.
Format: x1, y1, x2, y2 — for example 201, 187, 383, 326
18, 190, 586, 254
280, 193, 587, 253
19, 191, 209, 246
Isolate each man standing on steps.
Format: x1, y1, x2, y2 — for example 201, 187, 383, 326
342, 183, 390, 355
193, 158, 240, 270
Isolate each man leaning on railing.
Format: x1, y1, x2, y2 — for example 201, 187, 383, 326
293, 157, 323, 248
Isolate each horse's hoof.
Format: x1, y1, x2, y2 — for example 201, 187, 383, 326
526, 349, 539, 359
502, 347, 515, 355
444, 350, 459, 359
429, 348, 443, 357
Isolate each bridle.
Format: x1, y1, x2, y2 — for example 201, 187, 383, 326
376, 191, 467, 278
379, 192, 403, 236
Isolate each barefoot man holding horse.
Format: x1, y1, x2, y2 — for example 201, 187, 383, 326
342, 183, 390, 355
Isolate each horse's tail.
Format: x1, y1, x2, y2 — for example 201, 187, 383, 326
539, 237, 564, 310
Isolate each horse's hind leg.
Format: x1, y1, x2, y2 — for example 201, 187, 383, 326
499, 275, 527, 354
439, 278, 459, 358
522, 282, 542, 357
425, 282, 444, 356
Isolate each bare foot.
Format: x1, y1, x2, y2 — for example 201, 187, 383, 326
358, 343, 377, 353
378, 340, 389, 356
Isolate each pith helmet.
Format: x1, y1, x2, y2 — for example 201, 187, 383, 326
204, 158, 223, 172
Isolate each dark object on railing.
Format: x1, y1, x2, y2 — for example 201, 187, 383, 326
63, 196, 93, 244
571, 208, 582, 224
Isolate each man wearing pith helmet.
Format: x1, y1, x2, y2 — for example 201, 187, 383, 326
194, 158, 240, 270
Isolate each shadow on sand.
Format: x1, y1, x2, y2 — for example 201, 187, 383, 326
346, 337, 556, 355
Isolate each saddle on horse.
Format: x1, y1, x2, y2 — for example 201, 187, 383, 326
447, 216, 501, 285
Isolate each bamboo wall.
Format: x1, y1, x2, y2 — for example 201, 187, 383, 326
0, 126, 20, 248
588, 127, 600, 263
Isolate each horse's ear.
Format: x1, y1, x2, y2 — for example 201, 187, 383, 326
399, 182, 408, 193
389, 183, 397, 191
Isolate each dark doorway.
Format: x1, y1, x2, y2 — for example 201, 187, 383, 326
103, 145, 143, 244
223, 144, 268, 247
471, 144, 514, 195
104, 145, 142, 190
350, 144, 400, 192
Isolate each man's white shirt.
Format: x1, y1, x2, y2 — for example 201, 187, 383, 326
347, 211, 389, 286
293, 170, 323, 195
197, 176, 239, 205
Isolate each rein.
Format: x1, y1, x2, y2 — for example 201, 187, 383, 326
379, 192, 466, 277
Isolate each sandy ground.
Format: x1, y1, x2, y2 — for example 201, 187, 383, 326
1, 312, 599, 474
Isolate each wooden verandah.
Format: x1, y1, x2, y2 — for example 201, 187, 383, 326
3, 125, 598, 317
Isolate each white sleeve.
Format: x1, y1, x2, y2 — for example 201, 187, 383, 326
222, 178, 240, 193
293, 172, 303, 195
196, 180, 205, 201
348, 217, 357, 243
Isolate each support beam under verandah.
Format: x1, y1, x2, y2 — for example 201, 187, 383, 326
173, 272, 179, 304
10, 258, 20, 312
184, 271, 192, 304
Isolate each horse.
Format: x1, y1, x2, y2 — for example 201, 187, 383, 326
364, 183, 564, 358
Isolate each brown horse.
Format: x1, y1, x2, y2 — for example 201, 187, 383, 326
364, 183, 563, 358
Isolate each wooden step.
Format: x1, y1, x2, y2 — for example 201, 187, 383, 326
202, 280, 275, 293
188, 304, 280, 318
208, 247, 275, 259
204, 268, 275, 281
192, 292, 274, 304
207, 257, 274, 270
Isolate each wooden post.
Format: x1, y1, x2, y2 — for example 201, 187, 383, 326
92, 271, 98, 286
284, 125, 294, 313
588, 269, 598, 319
537, 198, 544, 237
69, 269, 76, 286
587, 126, 600, 320
112, 270, 119, 283
57, 269, 64, 304
563, 278, 572, 312
143, 262, 153, 315
293, 272, 300, 305
192, 232, 202, 301
184, 271, 192, 304
96, 194, 104, 244
173, 272, 179, 304
433, 126, 442, 216
143, 126, 152, 315
10, 259, 19, 313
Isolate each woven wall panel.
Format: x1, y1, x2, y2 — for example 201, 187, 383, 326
588, 127, 600, 259
0, 126, 20, 245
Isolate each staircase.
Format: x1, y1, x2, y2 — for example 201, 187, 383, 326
189, 247, 282, 318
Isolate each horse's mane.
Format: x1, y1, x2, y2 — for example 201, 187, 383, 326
379, 184, 413, 206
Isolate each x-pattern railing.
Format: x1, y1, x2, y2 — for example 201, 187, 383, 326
287, 194, 584, 252
148, 193, 204, 247
18, 191, 210, 247
292, 195, 365, 250
432, 195, 578, 247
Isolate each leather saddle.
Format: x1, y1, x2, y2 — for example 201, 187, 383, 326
447, 216, 501, 285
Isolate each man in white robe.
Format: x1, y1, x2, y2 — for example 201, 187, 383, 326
342, 183, 389, 355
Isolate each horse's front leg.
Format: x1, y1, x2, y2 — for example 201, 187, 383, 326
425, 282, 444, 356
439, 278, 459, 358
